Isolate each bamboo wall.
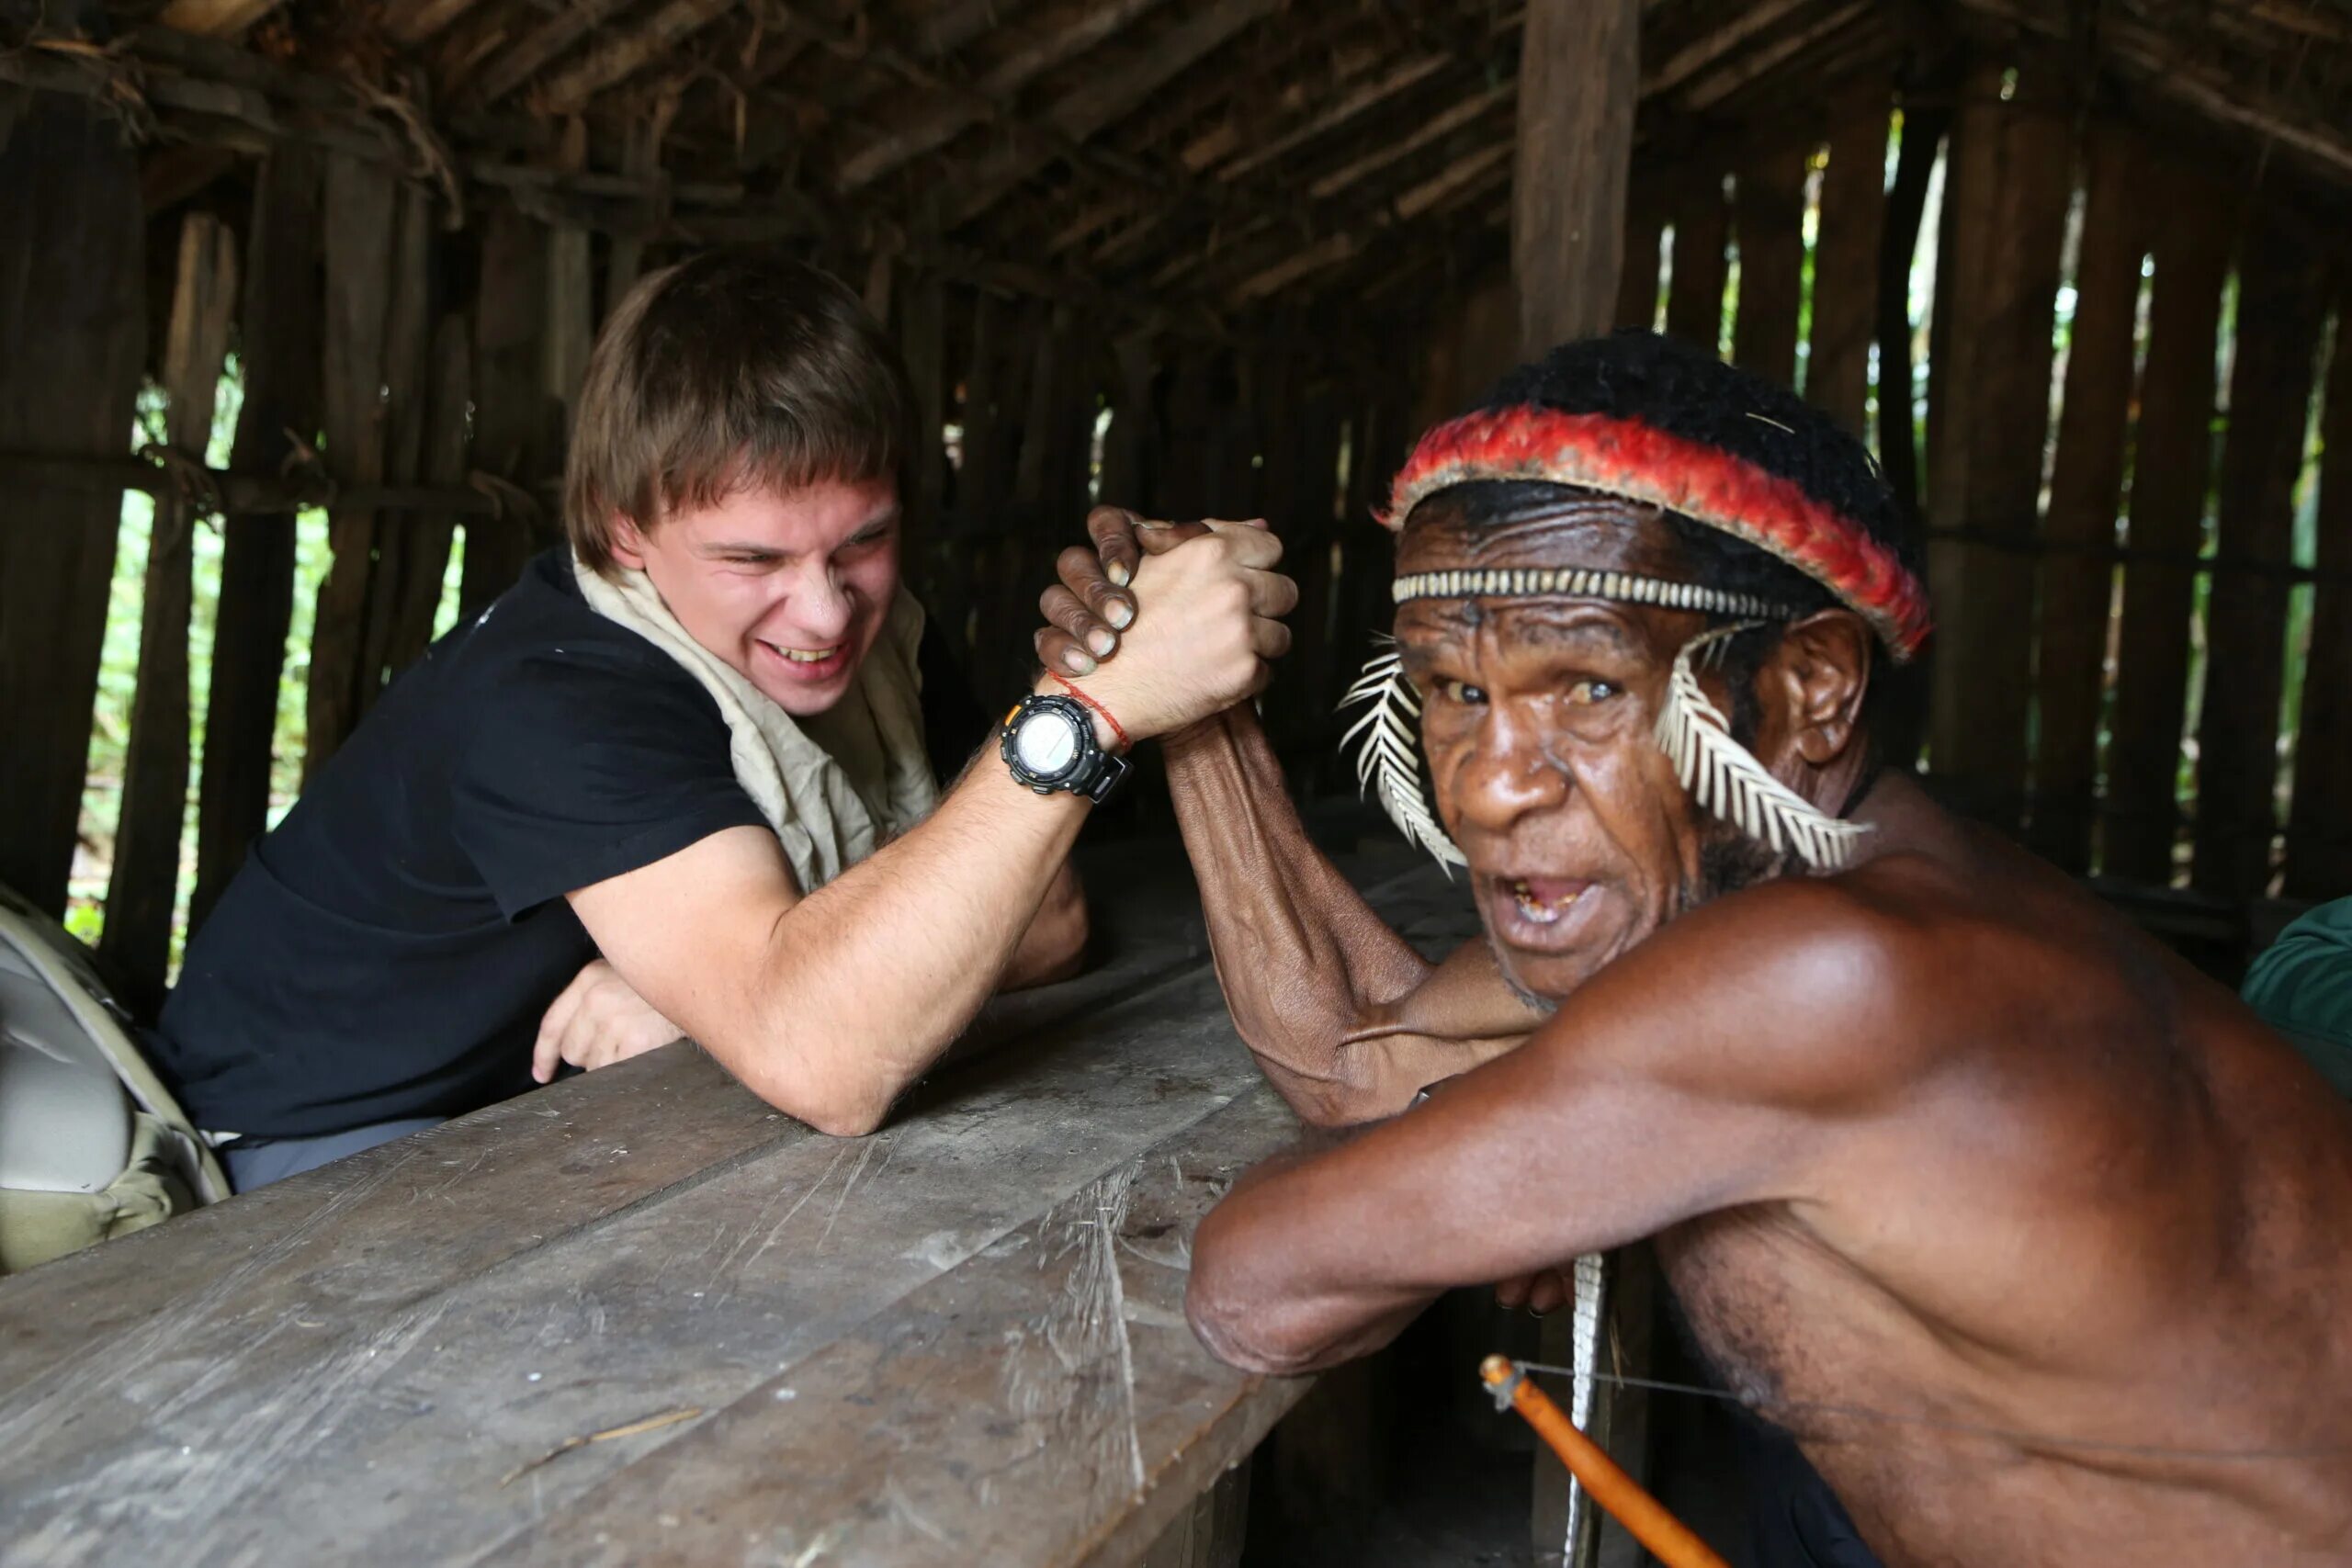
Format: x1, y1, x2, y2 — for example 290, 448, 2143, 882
0, 89, 1407, 1014
1581, 66, 2348, 918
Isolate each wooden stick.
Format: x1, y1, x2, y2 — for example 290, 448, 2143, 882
1480, 1355, 1729, 1568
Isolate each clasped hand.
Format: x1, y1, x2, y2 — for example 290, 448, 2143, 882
1032, 506, 1297, 740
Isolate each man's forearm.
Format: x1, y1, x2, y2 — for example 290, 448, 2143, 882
734, 755, 1090, 1134
1161, 706, 1534, 1123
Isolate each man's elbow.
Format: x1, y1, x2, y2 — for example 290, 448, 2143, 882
733, 1055, 894, 1138
1184, 1235, 1328, 1376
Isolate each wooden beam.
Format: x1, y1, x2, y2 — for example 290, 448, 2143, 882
833, 0, 1169, 190
1680, 0, 1875, 113
2190, 216, 2326, 898
944, 0, 1283, 231
2026, 124, 2146, 874
1730, 142, 1809, 387
2101, 173, 2234, 882
1646, 0, 1815, 97
1874, 87, 1951, 528
0, 95, 148, 920
1923, 63, 2074, 831
356, 182, 444, 703
469, 0, 638, 107
1216, 55, 1453, 184
155, 0, 282, 38
194, 145, 322, 936
1805, 96, 1890, 434
98, 212, 236, 1012
2285, 289, 2352, 897
463, 205, 556, 617
537, 0, 741, 115
1306, 82, 1513, 202
1512, 0, 1638, 356
384, 0, 490, 46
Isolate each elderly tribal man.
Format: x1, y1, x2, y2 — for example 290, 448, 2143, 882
1041, 333, 2352, 1567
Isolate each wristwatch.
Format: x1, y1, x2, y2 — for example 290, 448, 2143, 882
1000, 693, 1131, 804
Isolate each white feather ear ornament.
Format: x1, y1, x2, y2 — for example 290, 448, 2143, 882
1654, 622, 1870, 872
1339, 642, 1467, 869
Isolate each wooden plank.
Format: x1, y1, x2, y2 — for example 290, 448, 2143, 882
1614, 200, 1665, 331
2101, 174, 2233, 882
2027, 125, 2147, 874
1924, 64, 2074, 832
1511, 0, 1638, 355
2189, 218, 2327, 899
155, 0, 282, 37
193, 146, 322, 934
544, 122, 596, 423
469, 0, 637, 106
356, 180, 439, 704
1663, 170, 1730, 356
382, 315, 474, 675
1731, 142, 1809, 388
97, 212, 238, 1012
461, 206, 552, 618
1806, 98, 1890, 435
0, 860, 1350, 1563
1101, 333, 1159, 515
481, 1089, 1310, 1568
2285, 290, 2352, 897
302, 152, 397, 781
0, 96, 147, 919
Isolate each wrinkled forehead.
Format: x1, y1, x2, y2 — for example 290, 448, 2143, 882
1393, 481, 1689, 580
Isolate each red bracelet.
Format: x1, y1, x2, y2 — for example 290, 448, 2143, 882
1046, 670, 1130, 750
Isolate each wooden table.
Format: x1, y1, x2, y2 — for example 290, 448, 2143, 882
0, 845, 1478, 1567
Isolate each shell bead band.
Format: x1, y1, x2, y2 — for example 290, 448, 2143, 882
1391, 567, 1795, 622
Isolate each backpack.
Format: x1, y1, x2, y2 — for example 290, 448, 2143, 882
0, 881, 227, 1274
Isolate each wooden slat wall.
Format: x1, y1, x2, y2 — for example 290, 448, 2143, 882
0, 97, 147, 920
1731, 142, 1808, 387
2103, 172, 2233, 883
2191, 220, 2328, 900
2027, 126, 2147, 874
1805, 99, 1889, 438
2286, 296, 2352, 898
1664, 170, 1730, 355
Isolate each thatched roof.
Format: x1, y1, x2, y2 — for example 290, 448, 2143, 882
6, 0, 2352, 329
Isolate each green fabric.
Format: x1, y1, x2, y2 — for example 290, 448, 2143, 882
0, 1112, 196, 1276
2242, 897, 2352, 1100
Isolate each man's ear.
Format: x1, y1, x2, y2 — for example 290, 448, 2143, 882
1768, 610, 1871, 768
608, 514, 650, 571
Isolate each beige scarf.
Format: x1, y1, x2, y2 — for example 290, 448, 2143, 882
571, 557, 940, 894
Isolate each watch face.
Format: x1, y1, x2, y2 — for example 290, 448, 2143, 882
1013, 709, 1081, 777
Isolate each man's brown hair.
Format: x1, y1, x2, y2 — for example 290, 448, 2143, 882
564, 251, 913, 572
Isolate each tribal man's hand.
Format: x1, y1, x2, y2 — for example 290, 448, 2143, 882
1494, 1266, 1574, 1316
531, 958, 687, 1083
1069, 523, 1295, 740
1035, 505, 1249, 677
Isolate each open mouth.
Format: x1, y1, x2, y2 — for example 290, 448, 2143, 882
758, 639, 849, 682
1482, 874, 1603, 953
1507, 877, 1587, 925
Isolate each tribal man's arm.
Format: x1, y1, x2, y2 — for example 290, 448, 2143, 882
1161, 703, 1542, 1126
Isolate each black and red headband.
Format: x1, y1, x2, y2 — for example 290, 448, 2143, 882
1379, 404, 1932, 662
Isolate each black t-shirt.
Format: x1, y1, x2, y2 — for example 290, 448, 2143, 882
150, 548, 987, 1139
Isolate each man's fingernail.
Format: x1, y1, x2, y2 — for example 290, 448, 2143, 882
1088, 628, 1117, 657
1066, 651, 1097, 674
1108, 563, 1131, 587
1108, 602, 1134, 629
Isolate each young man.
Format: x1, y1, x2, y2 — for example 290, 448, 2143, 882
1051, 333, 2352, 1566
152, 253, 1292, 1190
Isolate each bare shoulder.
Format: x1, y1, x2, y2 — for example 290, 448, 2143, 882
1540, 856, 1998, 1112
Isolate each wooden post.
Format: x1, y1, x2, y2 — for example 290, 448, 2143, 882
1730, 143, 1809, 388
1101, 332, 1159, 514
1511, 0, 1638, 355
2286, 288, 2352, 897
0, 96, 147, 919
2028, 126, 2146, 874
2191, 218, 2326, 900
194, 146, 322, 934
303, 152, 398, 780
2101, 175, 2233, 883
1923, 62, 2074, 832
464, 205, 554, 617
98, 213, 237, 1011
546, 120, 596, 422
1807, 98, 1891, 436
1663, 171, 1730, 357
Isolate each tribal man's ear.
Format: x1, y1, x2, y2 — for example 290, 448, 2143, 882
1773, 611, 1871, 767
